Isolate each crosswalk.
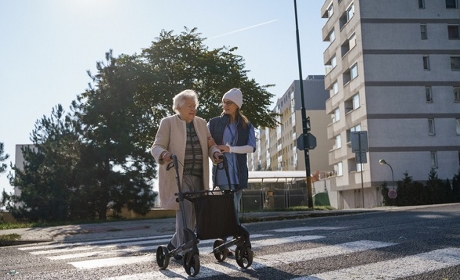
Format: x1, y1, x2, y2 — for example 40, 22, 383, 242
16, 226, 460, 279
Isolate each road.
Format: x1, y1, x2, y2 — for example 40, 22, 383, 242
1, 204, 460, 279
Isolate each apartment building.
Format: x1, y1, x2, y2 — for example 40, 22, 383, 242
321, 0, 460, 208
248, 75, 333, 176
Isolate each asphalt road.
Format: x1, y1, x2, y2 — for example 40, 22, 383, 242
1, 203, 459, 279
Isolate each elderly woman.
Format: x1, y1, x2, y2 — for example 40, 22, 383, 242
151, 89, 221, 260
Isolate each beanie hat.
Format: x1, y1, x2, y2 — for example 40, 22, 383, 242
222, 88, 243, 108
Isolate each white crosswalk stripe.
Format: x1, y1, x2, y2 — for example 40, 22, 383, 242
295, 247, 460, 280
15, 226, 460, 279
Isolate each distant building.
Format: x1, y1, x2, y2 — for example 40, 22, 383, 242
248, 75, 333, 175
320, 0, 460, 208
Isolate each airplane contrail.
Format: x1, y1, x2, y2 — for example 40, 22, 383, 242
209, 19, 279, 39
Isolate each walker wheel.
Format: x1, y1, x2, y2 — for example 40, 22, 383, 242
156, 245, 170, 269
213, 239, 228, 262
235, 245, 253, 268
183, 251, 200, 276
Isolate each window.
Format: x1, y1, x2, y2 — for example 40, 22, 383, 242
349, 33, 357, 50
456, 118, 460, 135
332, 81, 338, 95
431, 151, 438, 169
326, 29, 335, 42
335, 134, 342, 149
352, 93, 360, 109
418, 0, 425, 8
327, 2, 334, 18
448, 25, 459, 39
454, 87, 460, 101
421, 24, 428, 40
350, 63, 358, 79
428, 118, 435, 135
451, 57, 460, 70
337, 161, 343, 176
446, 0, 458, 8
425, 86, 433, 102
339, 3, 354, 29
343, 63, 358, 84
333, 108, 340, 122
423, 56, 430, 70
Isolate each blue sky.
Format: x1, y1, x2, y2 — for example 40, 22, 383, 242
0, 0, 327, 194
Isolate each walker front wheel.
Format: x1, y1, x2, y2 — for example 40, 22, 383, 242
156, 245, 170, 270
183, 251, 200, 276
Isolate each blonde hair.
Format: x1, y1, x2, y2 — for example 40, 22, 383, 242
172, 89, 199, 114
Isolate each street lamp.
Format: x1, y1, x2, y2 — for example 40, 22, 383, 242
379, 159, 394, 184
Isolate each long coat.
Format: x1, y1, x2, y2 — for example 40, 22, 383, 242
151, 115, 219, 210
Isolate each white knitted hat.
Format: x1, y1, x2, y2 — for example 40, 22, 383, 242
222, 88, 243, 108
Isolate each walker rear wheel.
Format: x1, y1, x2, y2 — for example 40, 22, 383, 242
235, 245, 253, 268
213, 239, 228, 262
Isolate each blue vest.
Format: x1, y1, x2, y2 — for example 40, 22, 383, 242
209, 114, 251, 189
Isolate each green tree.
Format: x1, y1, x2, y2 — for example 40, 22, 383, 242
0, 142, 8, 175
6, 105, 81, 222
72, 50, 156, 220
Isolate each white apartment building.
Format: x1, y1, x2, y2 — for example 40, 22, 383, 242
321, 0, 460, 208
248, 75, 333, 176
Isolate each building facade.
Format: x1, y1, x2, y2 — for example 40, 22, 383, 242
248, 75, 333, 176
321, 0, 460, 208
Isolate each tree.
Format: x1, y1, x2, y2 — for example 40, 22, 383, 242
72, 50, 156, 220
6, 105, 81, 222
0, 142, 8, 175
8, 27, 278, 222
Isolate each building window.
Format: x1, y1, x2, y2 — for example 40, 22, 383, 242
333, 108, 340, 122
456, 118, 460, 135
431, 151, 438, 169
349, 33, 357, 49
353, 93, 360, 109
425, 86, 433, 102
446, 0, 458, 8
327, 2, 334, 18
337, 161, 343, 176
339, 3, 354, 29
423, 56, 430, 70
350, 63, 358, 79
335, 134, 342, 149
428, 118, 435, 135
418, 0, 425, 8
332, 81, 338, 95
451, 57, 460, 70
421, 24, 428, 40
454, 87, 460, 101
448, 25, 460, 39
326, 29, 335, 43
458, 151, 460, 167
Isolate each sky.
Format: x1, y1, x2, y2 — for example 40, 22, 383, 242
0, 0, 328, 195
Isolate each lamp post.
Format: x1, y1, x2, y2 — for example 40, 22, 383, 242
293, 0, 313, 208
379, 159, 396, 199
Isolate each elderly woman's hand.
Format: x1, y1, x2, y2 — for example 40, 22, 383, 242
161, 151, 173, 163
213, 151, 223, 164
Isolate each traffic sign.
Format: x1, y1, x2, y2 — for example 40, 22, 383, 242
296, 133, 317, 150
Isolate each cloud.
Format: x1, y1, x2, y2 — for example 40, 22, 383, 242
209, 19, 279, 39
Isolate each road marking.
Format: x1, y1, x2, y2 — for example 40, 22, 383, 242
272, 226, 346, 232
295, 247, 460, 280
18, 235, 172, 251
69, 234, 323, 269
100, 240, 397, 279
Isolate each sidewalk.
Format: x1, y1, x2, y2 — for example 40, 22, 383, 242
1, 208, 380, 245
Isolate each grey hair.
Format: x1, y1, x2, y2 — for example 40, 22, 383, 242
172, 89, 199, 114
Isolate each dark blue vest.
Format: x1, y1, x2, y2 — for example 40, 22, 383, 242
209, 114, 251, 189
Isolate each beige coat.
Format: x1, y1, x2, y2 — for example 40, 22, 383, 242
151, 115, 219, 210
